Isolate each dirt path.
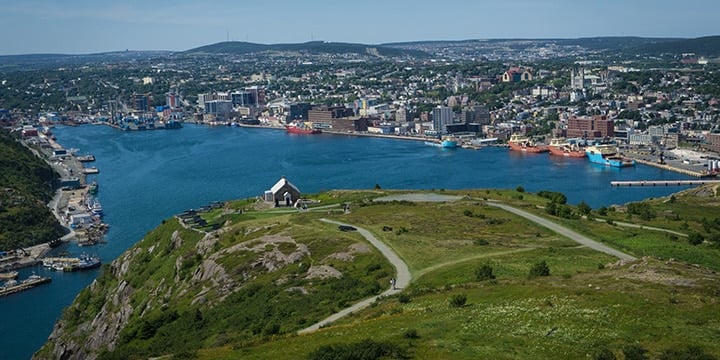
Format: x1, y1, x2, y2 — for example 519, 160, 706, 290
487, 201, 637, 261
297, 219, 411, 335
414, 247, 538, 280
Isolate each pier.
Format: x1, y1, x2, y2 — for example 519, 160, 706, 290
611, 180, 720, 187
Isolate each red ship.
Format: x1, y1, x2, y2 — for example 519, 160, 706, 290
507, 134, 549, 153
285, 122, 321, 134
548, 138, 586, 158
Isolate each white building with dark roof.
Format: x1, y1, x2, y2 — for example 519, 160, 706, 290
264, 176, 301, 206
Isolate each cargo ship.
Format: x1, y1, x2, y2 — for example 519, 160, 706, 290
507, 134, 549, 153
548, 138, 586, 158
586, 145, 635, 167
285, 122, 321, 134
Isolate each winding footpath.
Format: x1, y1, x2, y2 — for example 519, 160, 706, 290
487, 201, 637, 261
299, 200, 638, 335
297, 219, 411, 335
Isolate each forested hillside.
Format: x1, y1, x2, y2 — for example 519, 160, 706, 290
0, 128, 65, 249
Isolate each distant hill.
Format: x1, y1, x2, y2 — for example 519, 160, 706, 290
555, 36, 682, 50
629, 35, 720, 56
384, 37, 683, 51
0, 51, 172, 70
183, 41, 429, 58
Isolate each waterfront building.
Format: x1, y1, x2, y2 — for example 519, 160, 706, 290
133, 93, 152, 112
704, 133, 720, 153
165, 93, 180, 108
432, 106, 454, 133
289, 103, 313, 122
566, 115, 614, 139
204, 100, 233, 120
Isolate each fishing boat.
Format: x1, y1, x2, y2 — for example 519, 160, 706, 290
586, 145, 635, 167
88, 181, 98, 194
548, 138, 586, 158
0, 271, 18, 280
285, 122, 321, 134
507, 134, 549, 153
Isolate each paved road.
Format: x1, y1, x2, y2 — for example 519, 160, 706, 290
297, 219, 411, 335
486, 202, 637, 261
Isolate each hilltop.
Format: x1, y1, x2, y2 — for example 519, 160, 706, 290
35, 187, 720, 359
183, 41, 429, 58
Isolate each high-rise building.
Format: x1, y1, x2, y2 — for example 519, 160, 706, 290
166, 93, 180, 108
432, 106, 454, 133
289, 103, 313, 121
133, 93, 152, 112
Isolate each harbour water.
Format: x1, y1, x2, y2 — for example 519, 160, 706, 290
1, 124, 693, 359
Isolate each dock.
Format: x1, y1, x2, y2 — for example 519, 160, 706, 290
611, 180, 720, 187
0, 275, 52, 297
629, 156, 716, 178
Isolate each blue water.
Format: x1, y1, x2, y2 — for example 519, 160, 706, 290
1, 124, 693, 359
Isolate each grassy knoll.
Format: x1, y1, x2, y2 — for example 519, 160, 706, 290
205, 256, 720, 360
40, 187, 720, 359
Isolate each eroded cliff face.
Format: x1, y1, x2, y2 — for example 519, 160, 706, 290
38, 245, 141, 360
35, 215, 381, 360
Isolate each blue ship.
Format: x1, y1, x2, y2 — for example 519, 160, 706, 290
585, 145, 635, 167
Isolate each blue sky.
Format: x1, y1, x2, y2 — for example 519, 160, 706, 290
1, 0, 718, 55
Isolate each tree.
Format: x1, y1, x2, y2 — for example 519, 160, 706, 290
475, 264, 496, 281
529, 260, 550, 278
577, 201, 592, 216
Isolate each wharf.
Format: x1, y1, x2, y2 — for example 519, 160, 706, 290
611, 180, 720, 187
0, 276, 52, 297
625, 153, 715, 178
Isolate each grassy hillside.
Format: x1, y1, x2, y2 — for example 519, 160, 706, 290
0, 128, 65, 249
37, 188, 720, 359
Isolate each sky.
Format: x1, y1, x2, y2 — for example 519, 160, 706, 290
1, 0, 718, 55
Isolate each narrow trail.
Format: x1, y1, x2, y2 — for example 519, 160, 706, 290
414, 247, 538, 279
486, 201, 637, 261
298, 219, 411, 335
299, 199, 640, 335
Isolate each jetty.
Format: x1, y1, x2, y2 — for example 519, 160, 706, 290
0, 275, 52, 297
611, 180, 720, 187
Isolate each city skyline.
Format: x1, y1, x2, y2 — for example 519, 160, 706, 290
1, 0, 719, 55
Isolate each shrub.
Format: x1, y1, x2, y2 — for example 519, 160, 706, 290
449, 294, 467, 308
473, 239, 489, 246
623, 344, 649, 360
594, 348, 617, 360
398, 294, 411, 304
688, 232, 705, 246
307, 339, 407, 360
659, 345, 716, 360
463, 209, 473, 217
403, 328, 419, 339
475, 264, 496, 281
529, 260, 550, 278
516, 186, 525, 193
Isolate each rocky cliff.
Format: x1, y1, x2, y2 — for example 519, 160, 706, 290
35, 205, 392, 359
